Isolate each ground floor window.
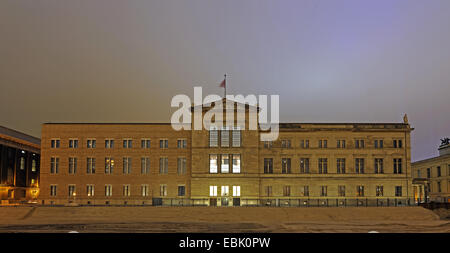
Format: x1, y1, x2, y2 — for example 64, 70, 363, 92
232, 186, 241, 197
209, 185, 218, 196
178, 185, 185, 196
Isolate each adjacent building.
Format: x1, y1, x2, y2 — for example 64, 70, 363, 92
39, 99, 414, 206
0, 126, 40, 204
412, 138, 450, 203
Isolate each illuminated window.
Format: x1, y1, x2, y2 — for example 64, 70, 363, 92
105, 157, 114, 174
86, 185, 94, 197
209, 154, 218, 173
221, 154, 229, 173
221, 186, 229, 196
50, 185, 57, 196
232, 186, 241, 197
357, 186, 364, 197
376, 186, 384, 196
141, 184, 149, 197
105, 185, 112, 196
123, 185, 130, 197
159, 185, 167, 197
209, 186, 218, 197
31, 159, 37, 172
232, 154, 241, 173
20, 157, 25, 170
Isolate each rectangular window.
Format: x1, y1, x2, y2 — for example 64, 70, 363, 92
437, 166, 441, 177
300, 140, 309, 148
318, 140, 327, 148
300, 158, 310, 173
50, 157, 59, 174
221, 154, 229, 173
69, 139, 78, 148
232, 127, 241, 147
264, 158, 273, 174
374, 158, 384, 174
159, 185, 167, 197
221, 186, 229, 196
395, 186, 402, 196
177, 157, 186, 175
105, 139, 114, 148
355, 139, 365, 149
105, 157, 114, 174
86, 185, 94, 197
178, 185, 186, 196
123, 185, 130, 197
281, 158, 291, 174
232, 154, 241, 173
393, 158, 402, 174
338, 185, 346, 197
221, 126, 230, 147
263, 141, 273, 149
265, 186, 272, 197
437, 181, 442, 192
337, 158, 346, 174
302, 186, 309, 197
68, 157, 77, 174
320, 186, 327, 197
159, 139, 168, 148
281, 139, 291, 148
50, 185, 57, 196
355, 158, 365, 174
141, 184, 149, 197
337, 140, 346, 148
141, 157, 150, 174
209, 154, 218, 173
32, 159, 37, 172
318, 158, 328, 174
283, 186, 291, 196
105, 185, 112, 197
374, 140, 384, 148
177, 139, 187, 148
159, 157, 168, 174
376, 186, 384, 196
209, 185, 218, 197
68, 185, 76, 197
357, 186, 364, 197
123, 157, 131, 174
141, 139, 151, 148
123, 139, 132, 148
393, 139, 403, 148
232, 186, 241, 197
51, 139, 60, 148
86, 157, 96, 174
209, 127, 219, 147
427, 168, 431, 178
87, 139, 96, 148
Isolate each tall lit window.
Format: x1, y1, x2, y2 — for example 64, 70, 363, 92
209, 186, 218, 197
232, 126, 241, 147
86, 185, 94, 197
209, 154, 218, 173
31, 159, 37, 172
69, 157, 77, 174
356, 186, 364, 197
232, 154, 241, 173
141, 157, 150, 174
221, 154, 229, 173
105, 157, 114, 174
123, 185, 130, 197
221, 186, 229, 196
376, 186, 384, 196
159, 157, 168, 174
374, 158, 384, 174
50, 185, 57, 196
221, 126, 230, 147
123, 157, 131, 174
87, 157, 96, 174
393, 158, 402, 174
177, 157, 186, 175
141, 185, 149, 197
50, 157, 59, 174
355, 158, 365, 174
68, 185, 76, 197
337, 158, 345, 174
320, 186, 327, 196
281, 158, 291, 174
264, 158, 273, 174
318, 158, 328, 174
232, 186, 241, 197
105, 185, 112, 196
160, 185, 167, 197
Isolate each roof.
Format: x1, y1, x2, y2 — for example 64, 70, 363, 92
0, 125, 41, 145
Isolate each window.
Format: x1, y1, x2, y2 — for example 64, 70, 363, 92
264, 158, 273, 174
265, 186, 272, 197
355, 139, 365, 148
105, 185, 112, 197
141, 139, 151, 148
393, 158, 402, 174
87, 139, 96, 148
50, 185, 57, 196
355, 158, 365, 174
263, 141, 272, 149
159, 139, 168, 149
300, 140, 309, 148
31, 159, 37, 172
159, 157, 168, 174
68, 185, 76, 197
123, 185, 130, 197
141, 185, 149, 197
281, 158, 291, 174
105, 139, 114, 148
337, 158, 346, 174
178, 185, 186, 196
177, 139, 187, 148
123, 157, 131, 174
86, 157, 96, 174
51, 139, 60, 148
417, 169, 421, 178
281, 139, 291, 148
395, 186, 402, 196
437, 166, 441, 177
302, 186, 309, 197
177, 157, 186, 175
233, 186, 241, 197
19, 157, 25, 170
283, 186, 291, 196
376, 186, 384, 196
105, 157, 114, 174
318, 158, 328, 174
221, 126, 230, 147
338, 185, 346, 197
374, 140, 383, 148
300, 158, 310, 173
209, 154, 218, 173
209, 185, 218, 197
50, 157, 59, 174
221, 186, 229, 196
69, 139, 78, 148
221, 154, 229, 173
160, 185, 167, 197
357, 186, 364, 197
123, 139, 132, 148
437, 181, 442, 193
337, 140, 346, 148
232, 154, 241, 173
427, 168, 431, 178
374, 158, 384, 174
87, 185, 94, 197
69, 157, 77, 174
320, 186, 327, 197
141, 157, 150, 174
318, 140, 327, 148
209, 127, 218, 147
232, 127, 241, 147
393, 139, 403, 148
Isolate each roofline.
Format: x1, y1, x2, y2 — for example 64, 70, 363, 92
412, 154, 450, 165
43, 122, 408, 125
0, 125, 40, 145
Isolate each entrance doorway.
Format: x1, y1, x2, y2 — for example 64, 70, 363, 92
209, 198, 217, 206
233, 198, 240, 206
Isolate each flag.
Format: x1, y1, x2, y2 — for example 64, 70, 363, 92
219, 78, 226, 88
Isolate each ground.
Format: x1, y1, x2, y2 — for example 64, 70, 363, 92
0, 206, 448, 233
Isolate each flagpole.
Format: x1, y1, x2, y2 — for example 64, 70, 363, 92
224, 74, 227, 98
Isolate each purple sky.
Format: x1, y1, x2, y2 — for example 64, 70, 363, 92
1, 0, 450, 161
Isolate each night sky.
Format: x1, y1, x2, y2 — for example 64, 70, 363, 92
1, 0, 450, 161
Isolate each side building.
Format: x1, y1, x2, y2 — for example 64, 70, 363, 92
0, 126, 40, 204
412, 138, 450, 203
39, 100, 414, 206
